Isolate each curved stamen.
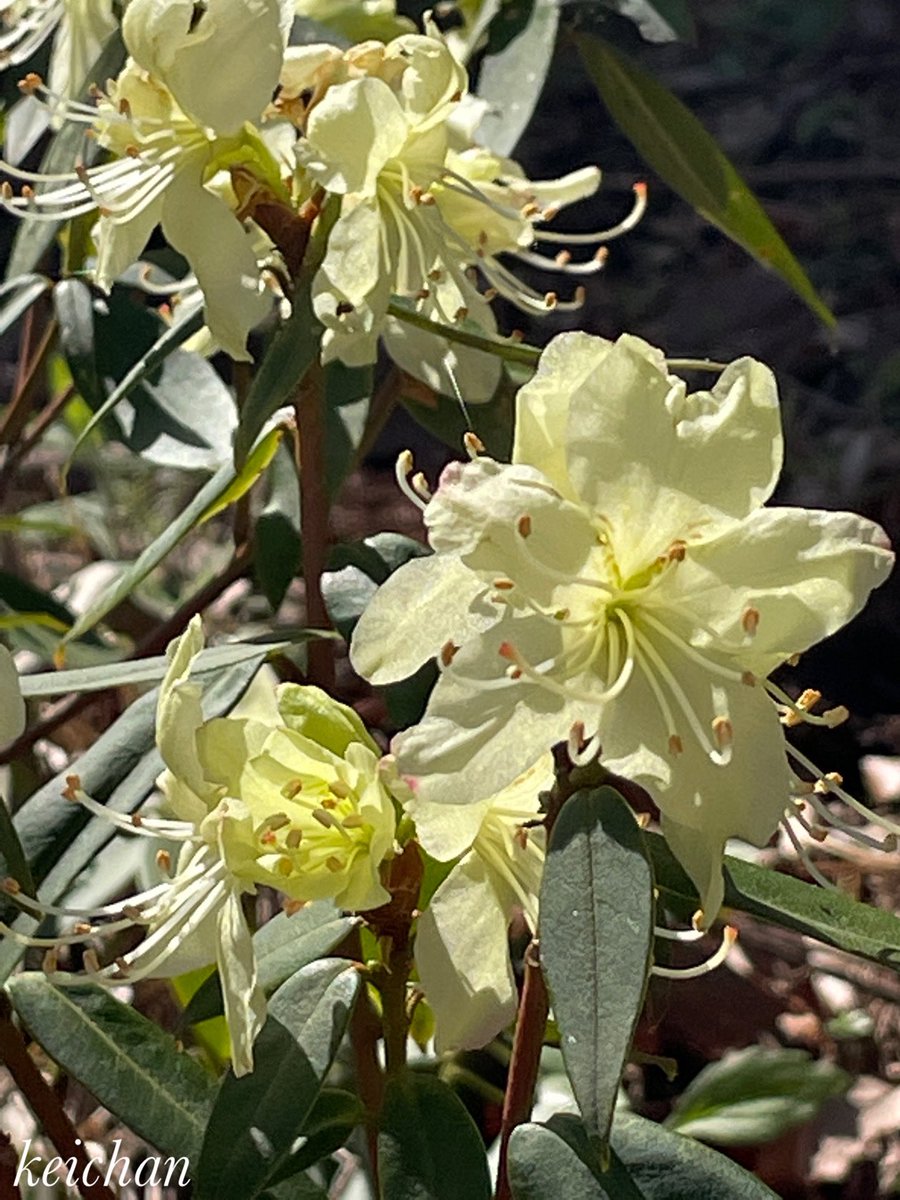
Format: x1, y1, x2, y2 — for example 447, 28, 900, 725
634, 629, 731, 765
781, 815, 837, 889
652, 924, 737, 978
786, 742, 900, 839
394, 449, 427, 512
534, 182, 647, 245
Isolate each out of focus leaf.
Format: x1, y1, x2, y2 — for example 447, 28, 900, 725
255, 441, 302, 610
664, 1046, 849, 1144
476, 0, 559, 155
379, 1072, 491, 1200
0, 274, 51, 339
575, 33, 835, 327
7, 976, 216, 1160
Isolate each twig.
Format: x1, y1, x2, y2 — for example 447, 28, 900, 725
0, 315, 58, 449
0, 996, 115, 1200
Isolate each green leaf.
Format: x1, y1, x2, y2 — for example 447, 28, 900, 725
541, 788, 654, 1151
264, 1089, 361, 1185
194, 959, 360, 1200
476, 0, 560, 155
586, 0, 696, 43
378, 1071, 492, 1200
0, 274, 51, 339
664, 1046, 849, 1145
183, 903, 358, 1024
19, 638, 290, 698
0, 657, 264, 981
255, 441, 302, 610
57, 284, 225, 472
646, 830, 900, 969
575, 33, 835, 327
508, 1120, 641, 1200
609, 1111, 781, 1198
6, 975, 216, 1160
61, 436, 271, 645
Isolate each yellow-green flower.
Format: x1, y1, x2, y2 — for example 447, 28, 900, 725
1, 0, 293, 359
351, 332, 894, 922
1, 619, 396, 1075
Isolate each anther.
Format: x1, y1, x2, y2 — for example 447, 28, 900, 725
463, 431, 485, 457
440, 640, 458, 667
741, 607, 760, 636
712, 716, 733, 750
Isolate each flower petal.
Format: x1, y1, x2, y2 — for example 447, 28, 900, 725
349, 553, 494, 685
673, 506, 895, 675
659, 814, 726, 927
123, 0, 287, 133
415, 855, 517, 1052
300, 76, 409, 196
217, 887, 266, 1077
161, 167, 269, 362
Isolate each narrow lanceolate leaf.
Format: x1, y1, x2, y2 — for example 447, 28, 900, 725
379, 1072, 492, 1200
7, 976, 216, 1161
646, 830, 900, 969
540, 788, 655, 1152
194, 959, 360, 1200
183, 903, 358, 1024
575, 33, 835, 327
19, 639, 290, 698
